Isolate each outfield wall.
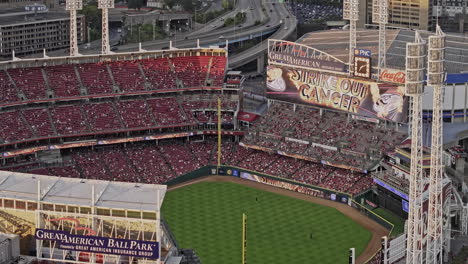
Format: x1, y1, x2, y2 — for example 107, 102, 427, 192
165, 165, 393, 231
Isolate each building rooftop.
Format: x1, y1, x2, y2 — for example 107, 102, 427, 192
297, 29, 468, 74
0, 11, 73, 26
0, 171, 167, 212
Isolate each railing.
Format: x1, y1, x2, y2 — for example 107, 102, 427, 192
160, 217, 180, 250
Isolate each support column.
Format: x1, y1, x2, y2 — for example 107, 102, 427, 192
404, 32, 426, 264
406, 94, 425, 264
101, 8, 110, 54
343, 0, 359, 76
426, 26, 446, 264
349, 19, 356, 75
70, 10, 78, 56
65, 0, 82, 56
257, 55, 265, 74
98, 0, 113, 55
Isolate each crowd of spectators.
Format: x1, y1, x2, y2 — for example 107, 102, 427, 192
243, 102, 407, 170
0, 55, 227, 106
374, 168, 409, 193
0, 94, 237, 145
1, 141, 375, 195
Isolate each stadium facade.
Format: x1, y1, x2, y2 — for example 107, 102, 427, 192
0, 0, 467, 261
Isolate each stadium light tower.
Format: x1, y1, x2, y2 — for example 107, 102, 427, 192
343, 0, 359, 75
426, 25, 446, 264
372, 0, 388, 77
65, 0, 82, 56
98, 0, 114, 54
405, 31, 426, 264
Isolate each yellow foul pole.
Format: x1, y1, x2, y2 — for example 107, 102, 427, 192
242, 213, 247, 264
217, 97, 222, 167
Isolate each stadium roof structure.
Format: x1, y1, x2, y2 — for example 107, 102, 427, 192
297, 29, 468, 74
0, 171, 166, 212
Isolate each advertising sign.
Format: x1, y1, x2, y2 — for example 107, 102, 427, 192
373, 178, 409, 200
266, 65, 409, 123
402, 199, 409, 213
268, 41, 346, 72
35, 229, 159, 259
240, 172, 326, 199
354, 56, 372, 79
379, 69, 406, 84
354, 49, 371, 58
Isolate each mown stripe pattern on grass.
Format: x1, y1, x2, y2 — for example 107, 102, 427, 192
162, 182, 372, 264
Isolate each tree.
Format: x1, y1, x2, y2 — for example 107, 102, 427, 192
221, 0, 233, 10
180, 0, 193, 11
79, 4, 102, 41
164, 0, 175, 9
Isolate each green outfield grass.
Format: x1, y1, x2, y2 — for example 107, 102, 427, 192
162, 182, 372, 264
372, 208, 405, 237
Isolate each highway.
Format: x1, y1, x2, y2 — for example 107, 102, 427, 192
228, 1, 297, 68
34, 0, 296, 70
114, 0, 296, 70
187, 0, 266, 37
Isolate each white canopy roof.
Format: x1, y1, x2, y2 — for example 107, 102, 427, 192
0, 171, 166, 212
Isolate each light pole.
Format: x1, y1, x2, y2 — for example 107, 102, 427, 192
65, 0, 82, 56
372, 0, 388, 79
343, 0, 359, 76
98, 0, 114, 54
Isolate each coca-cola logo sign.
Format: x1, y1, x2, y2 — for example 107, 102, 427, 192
380, 69, 406, 84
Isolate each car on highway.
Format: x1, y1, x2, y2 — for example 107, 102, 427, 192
249, 6, 254, 10
211, 24, 216, 28
219, 36, 225, 39
266, 24, 271, 27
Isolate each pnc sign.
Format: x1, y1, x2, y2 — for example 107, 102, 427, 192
354, 49, 371, 58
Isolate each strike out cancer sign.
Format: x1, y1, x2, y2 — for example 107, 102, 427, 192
266, 66, 409, 123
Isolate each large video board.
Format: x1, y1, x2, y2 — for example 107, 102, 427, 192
266, 65, 409, 123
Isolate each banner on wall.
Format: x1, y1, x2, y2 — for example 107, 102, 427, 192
379, 68, 406, 84
240, 172, 326, 199
268, 41, 346, 73
35, 229, 159, 259
266, 66, 409, 123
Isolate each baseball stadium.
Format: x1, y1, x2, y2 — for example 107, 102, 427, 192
0, 3, 468, 264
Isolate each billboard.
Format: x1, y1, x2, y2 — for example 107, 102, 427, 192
379, 68, 406, 84
268, 40, 346, 73
266, 65, 409, 123
240, 172, 326, 199
35, 228, 159, 259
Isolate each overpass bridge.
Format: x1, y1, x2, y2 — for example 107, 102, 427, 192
13, 0, 296, 71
